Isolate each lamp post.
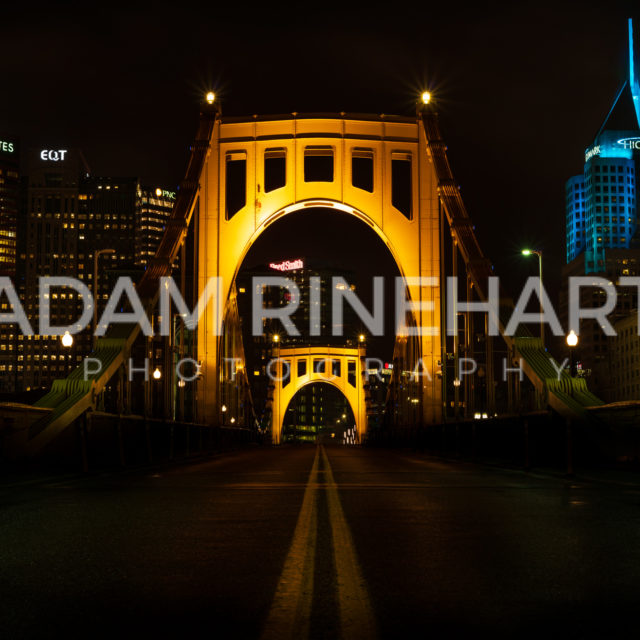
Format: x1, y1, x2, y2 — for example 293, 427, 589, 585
521, 249, 544, 348
61, 331, 73, 375
566, 330, 578, 378
453, 377, 461, 421
93, 248, 116, 349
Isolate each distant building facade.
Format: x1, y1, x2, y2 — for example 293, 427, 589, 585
610, 313, 640, 401
0, 135, 19, 277
0, 135, 20, 392
18, 146, 175, 392
237, 260, 366, 441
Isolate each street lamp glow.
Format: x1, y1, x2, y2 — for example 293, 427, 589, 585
273, 334, 280, 343
358, 334, 365, 342
61, 331, 73, 348
521, 248, 544, 347
421, 91, 431, 105
221, 404, 227, 413
206, 91, 215, 104
567, 330, 578, 347
153, 367, 162, 380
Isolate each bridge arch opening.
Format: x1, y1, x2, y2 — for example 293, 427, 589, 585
281, 381, 357, 444
231, 206, 407, 439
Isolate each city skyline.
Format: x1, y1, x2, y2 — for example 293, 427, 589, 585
1, 5, 638, 294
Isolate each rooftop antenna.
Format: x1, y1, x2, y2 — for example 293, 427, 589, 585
595, 80, 628, 140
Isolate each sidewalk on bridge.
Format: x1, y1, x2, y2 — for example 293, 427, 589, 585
415, 450, 640, 488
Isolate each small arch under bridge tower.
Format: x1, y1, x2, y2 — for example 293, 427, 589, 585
269, 345, 368, 445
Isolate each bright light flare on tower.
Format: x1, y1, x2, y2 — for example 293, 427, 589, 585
421, 91, 431, 105
206, 91, 215, 104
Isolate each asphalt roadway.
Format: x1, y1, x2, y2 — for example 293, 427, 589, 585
1, 445, 640, 639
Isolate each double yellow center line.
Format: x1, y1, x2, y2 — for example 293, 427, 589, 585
261, 446, 377, 640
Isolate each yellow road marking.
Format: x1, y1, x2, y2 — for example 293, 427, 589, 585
261, 446, 378, 639
321, 446, 378, 640
260, 448, 319, 640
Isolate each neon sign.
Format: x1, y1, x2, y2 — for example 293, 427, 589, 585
269, 259, 304, 271
0, 140, 15, 153
155, 188, 176, 199
40, 149, 68, 161
586, 137, 640, 162
617, 137, 640, 150
585, 145, 601, 162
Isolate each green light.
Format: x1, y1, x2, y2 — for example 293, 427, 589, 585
521, 249, 532, 256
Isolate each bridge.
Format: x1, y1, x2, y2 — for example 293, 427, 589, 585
269, 346, 368, 445
0, 97, 606, 459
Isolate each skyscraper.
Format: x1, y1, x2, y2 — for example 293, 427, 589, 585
20, 147, 89, 391
0, 135, 20, 392
562, 19, 640, 398
0, 135, 19, 278
136, 187, 176, 267
565, 23, 640, 271
19, 147, 175, 392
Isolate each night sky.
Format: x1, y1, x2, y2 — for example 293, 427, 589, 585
2, 1, 639, 300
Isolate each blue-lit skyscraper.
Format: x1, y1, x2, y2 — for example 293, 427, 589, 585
561, 19, 640, 400
565, 175, 585, 262
566, 19, 640, 271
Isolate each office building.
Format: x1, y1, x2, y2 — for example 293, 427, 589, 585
19, 146, 175, 392
610, 313, 640, 401
136, 187, 176, 267
0, 135, 19, 277
20, 147, 89, 391
0, 135, 20, 392
561, 19, 640, 399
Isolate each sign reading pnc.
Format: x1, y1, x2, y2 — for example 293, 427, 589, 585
155, 188, 177, 200
269, 259, 304, 272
